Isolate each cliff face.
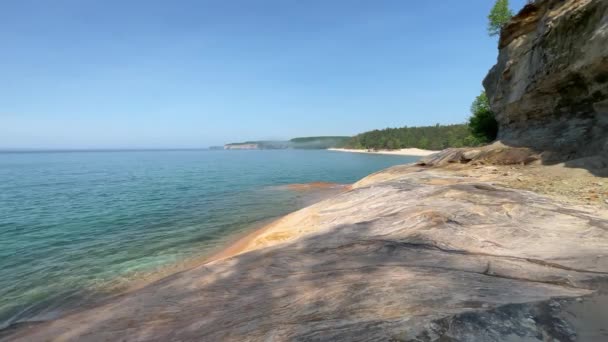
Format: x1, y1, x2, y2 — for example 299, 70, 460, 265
483, 0, 608, 161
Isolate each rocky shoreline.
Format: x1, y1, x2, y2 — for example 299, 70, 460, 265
5, 156, 608, 341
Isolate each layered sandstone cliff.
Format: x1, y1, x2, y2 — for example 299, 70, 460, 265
483, 0, 608, 161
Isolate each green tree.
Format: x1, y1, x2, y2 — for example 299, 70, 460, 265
342, 123, 485, 150
386, 138, 400, 150
418, 137, 429, 150
468, 92, 498, 143
488, 0, 513, 37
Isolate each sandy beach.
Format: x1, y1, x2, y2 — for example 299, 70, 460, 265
328, 147, 438, 157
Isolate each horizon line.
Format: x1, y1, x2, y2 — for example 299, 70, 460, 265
0, 147, 219, 153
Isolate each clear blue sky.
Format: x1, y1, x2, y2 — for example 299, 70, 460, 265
1, 0, 526, 149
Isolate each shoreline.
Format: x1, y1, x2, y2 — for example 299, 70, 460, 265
0, 211, 318, 334
17, 183, 346, 326
201, 216, 282, 264
6, 159, 608, 341
201, 182, 351, 263
328, 147, 439, 157
118, 216, 283, 292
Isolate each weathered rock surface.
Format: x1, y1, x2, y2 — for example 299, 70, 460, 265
483, 0, 608, 161
5, 165, 608, 341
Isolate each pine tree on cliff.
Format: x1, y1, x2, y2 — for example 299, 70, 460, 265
488, 0, 514, 37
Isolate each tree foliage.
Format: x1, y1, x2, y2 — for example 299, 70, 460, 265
488, 0, 513, 37
468, 92, 498, 143
289, 136, 351, 149
343, 124, 483, 151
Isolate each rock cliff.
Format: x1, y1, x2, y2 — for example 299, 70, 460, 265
483, 0, 608, 161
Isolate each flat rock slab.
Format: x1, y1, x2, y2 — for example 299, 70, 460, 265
5, 166, 608, 341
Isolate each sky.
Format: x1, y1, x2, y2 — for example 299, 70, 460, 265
0, 0, 527, 149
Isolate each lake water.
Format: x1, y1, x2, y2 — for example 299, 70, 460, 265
0, 149, 419, 328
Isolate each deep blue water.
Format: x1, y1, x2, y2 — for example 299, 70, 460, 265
0, 149, 418, 327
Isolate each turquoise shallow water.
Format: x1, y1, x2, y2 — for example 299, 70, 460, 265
0, 149, 418, 327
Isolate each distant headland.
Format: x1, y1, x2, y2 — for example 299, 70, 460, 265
223, 136, 350, 150
221, 122, 488, 152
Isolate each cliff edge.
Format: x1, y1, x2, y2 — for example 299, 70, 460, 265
483, 0, 608, 162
